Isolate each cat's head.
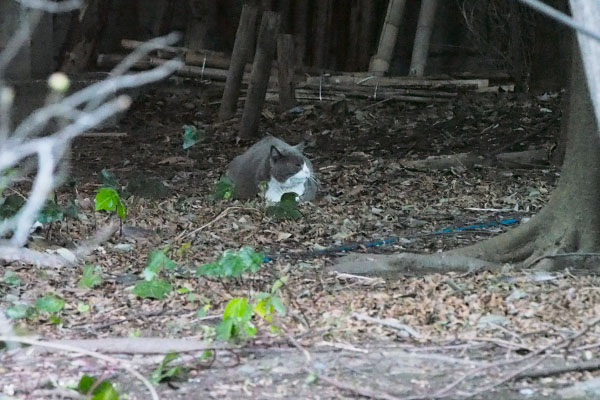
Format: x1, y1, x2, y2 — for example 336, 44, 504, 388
269, 145, 310, 184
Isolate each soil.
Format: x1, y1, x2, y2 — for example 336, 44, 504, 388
4, 81, 599, 400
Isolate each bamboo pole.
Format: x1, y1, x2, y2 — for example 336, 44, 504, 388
409, 0, 439, 77
369, 0, 407, 75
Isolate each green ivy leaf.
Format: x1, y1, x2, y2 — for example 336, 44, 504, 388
266, 192, 302, 220
80, 264, 103, 288
217, 297, 256, 341
35, 294, 65, 313
209, 176, 235, 200
133, 279, 173, 300
6, 304, 30, 320
143, 251, 175, 281
144, 250, 177, 281
3, 269, 21, 287
77, 375, 119, 400
182, 125, 204, 149
216, 318, 234, 341
269, 296, 286, 316
95, 187, 127, 219
38, 200, 64, 223
196, 247, 264, 278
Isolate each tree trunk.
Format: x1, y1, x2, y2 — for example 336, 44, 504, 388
409, 0, 438, 77
312, 0, 330, 69
218, 4, 259, 122
184, 0, 216, 52
276, 34, 296, 113
239, 11, 281, 139
60, 0, 109, 73
331, 41, 600, 276
509, 1, 524, 89
346, 0, 360, 71
357, 0, 376, 70
292, 0, 308, 66
369, 0, 406, 75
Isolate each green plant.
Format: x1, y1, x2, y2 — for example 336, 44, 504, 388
95, 187, 127, 220
150, 352, 188, 383
196, 246, 264, 278
77, 375, 119, 400
36, 293, 66, 324
182, 124, 205, 150
3, 269, 21, 287
216, 297, 256, 341
266, 192, 302, 220
254, 277, 287, 330
209, 176, 235, 200
133, 249, 177, 300
79, 264, 103, 289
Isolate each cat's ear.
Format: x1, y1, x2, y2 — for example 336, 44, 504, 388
270, 146, 282, 160
294, 141, 307, 152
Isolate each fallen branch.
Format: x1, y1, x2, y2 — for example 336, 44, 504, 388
0, 336, 159, 400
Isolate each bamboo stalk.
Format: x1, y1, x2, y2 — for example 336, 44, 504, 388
369, 0, 407, 75
409, 0, 439, 76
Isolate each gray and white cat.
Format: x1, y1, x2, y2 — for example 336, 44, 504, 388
227, 136, 317, 202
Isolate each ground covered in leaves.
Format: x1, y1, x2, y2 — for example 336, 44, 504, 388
5, 82, 600, 399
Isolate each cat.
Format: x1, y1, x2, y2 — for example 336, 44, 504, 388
227, 136, 317, 202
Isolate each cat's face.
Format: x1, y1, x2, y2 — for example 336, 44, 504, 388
270, 145, 308, 183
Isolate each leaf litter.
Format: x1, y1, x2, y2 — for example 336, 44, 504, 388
3, 85, 599, 399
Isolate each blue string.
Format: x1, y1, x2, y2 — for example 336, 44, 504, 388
263, 218, 519, 262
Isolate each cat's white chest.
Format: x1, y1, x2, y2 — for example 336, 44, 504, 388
265, 163, 310, 202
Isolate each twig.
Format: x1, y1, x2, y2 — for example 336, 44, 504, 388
80, 132, 128, 138
176, 206, 258, 241
0, 336, 159, 400
352, 313, 422, 339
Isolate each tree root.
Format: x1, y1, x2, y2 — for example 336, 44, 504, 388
329, 204, 600, 276
328, 252, 499, 277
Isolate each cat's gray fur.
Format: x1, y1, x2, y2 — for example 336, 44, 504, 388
227, 136, 317, 201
